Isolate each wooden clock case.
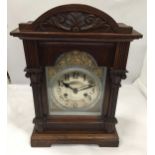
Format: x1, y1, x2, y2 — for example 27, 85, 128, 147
10, 4, 142, 147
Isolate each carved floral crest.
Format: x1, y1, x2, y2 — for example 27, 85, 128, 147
16, 4, 133, 34
37, 11, 113, 32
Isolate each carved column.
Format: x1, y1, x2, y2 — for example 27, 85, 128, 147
25, 68, 46, 132
105, 68, 127, 132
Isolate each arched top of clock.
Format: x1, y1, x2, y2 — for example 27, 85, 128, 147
20, 4, 133, 33
10, 4, 143, 41
28, 4, 132, 33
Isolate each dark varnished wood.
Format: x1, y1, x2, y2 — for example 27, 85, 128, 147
11, 28, 142, 41
38, 41, 116, 66
31, 129, 119, 147
10, 4, 142, 147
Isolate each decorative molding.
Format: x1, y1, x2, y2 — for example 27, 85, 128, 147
106, 69, 127, 124
37, 11, 114, 32
25, 67, 45, 131
109, 69, 127, 87
25, 68, 43, 86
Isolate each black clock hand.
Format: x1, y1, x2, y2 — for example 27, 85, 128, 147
62, 82, 78, 93
62, 82, 73, 89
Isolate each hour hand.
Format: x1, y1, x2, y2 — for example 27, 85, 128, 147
62, 82, 73, 89
61, 82, 78, 94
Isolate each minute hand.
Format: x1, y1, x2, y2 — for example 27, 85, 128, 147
77, 85, 95, 91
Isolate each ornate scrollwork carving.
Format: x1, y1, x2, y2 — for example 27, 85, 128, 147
25, 67, 45, 131
55, 50, 97, 67
47, 50, 104, 78
25, 68, 43, 86
106, 69, 128, 120
38, 12, 113, 32
109, 69, 127, 87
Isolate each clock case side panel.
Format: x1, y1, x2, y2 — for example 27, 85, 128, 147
23, 40, 49, 132
103, 42, 130, 132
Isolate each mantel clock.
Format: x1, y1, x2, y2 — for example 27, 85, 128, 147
10, 4, 142, 147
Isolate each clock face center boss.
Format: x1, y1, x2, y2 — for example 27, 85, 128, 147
46, 51, 106, 115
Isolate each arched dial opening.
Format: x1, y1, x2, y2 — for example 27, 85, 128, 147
46, 50, 107, 115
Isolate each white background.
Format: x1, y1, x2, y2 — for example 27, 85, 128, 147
5, 1, 148, 155
4, 0, 155, 155
0, 0, 155, 155
7, 0, 146, 84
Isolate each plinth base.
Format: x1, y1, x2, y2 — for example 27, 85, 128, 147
31, 128, 119, 147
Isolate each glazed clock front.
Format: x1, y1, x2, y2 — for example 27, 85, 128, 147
46, 51, 106, 116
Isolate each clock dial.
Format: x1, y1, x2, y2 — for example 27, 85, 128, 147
50, 68, 102, 110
